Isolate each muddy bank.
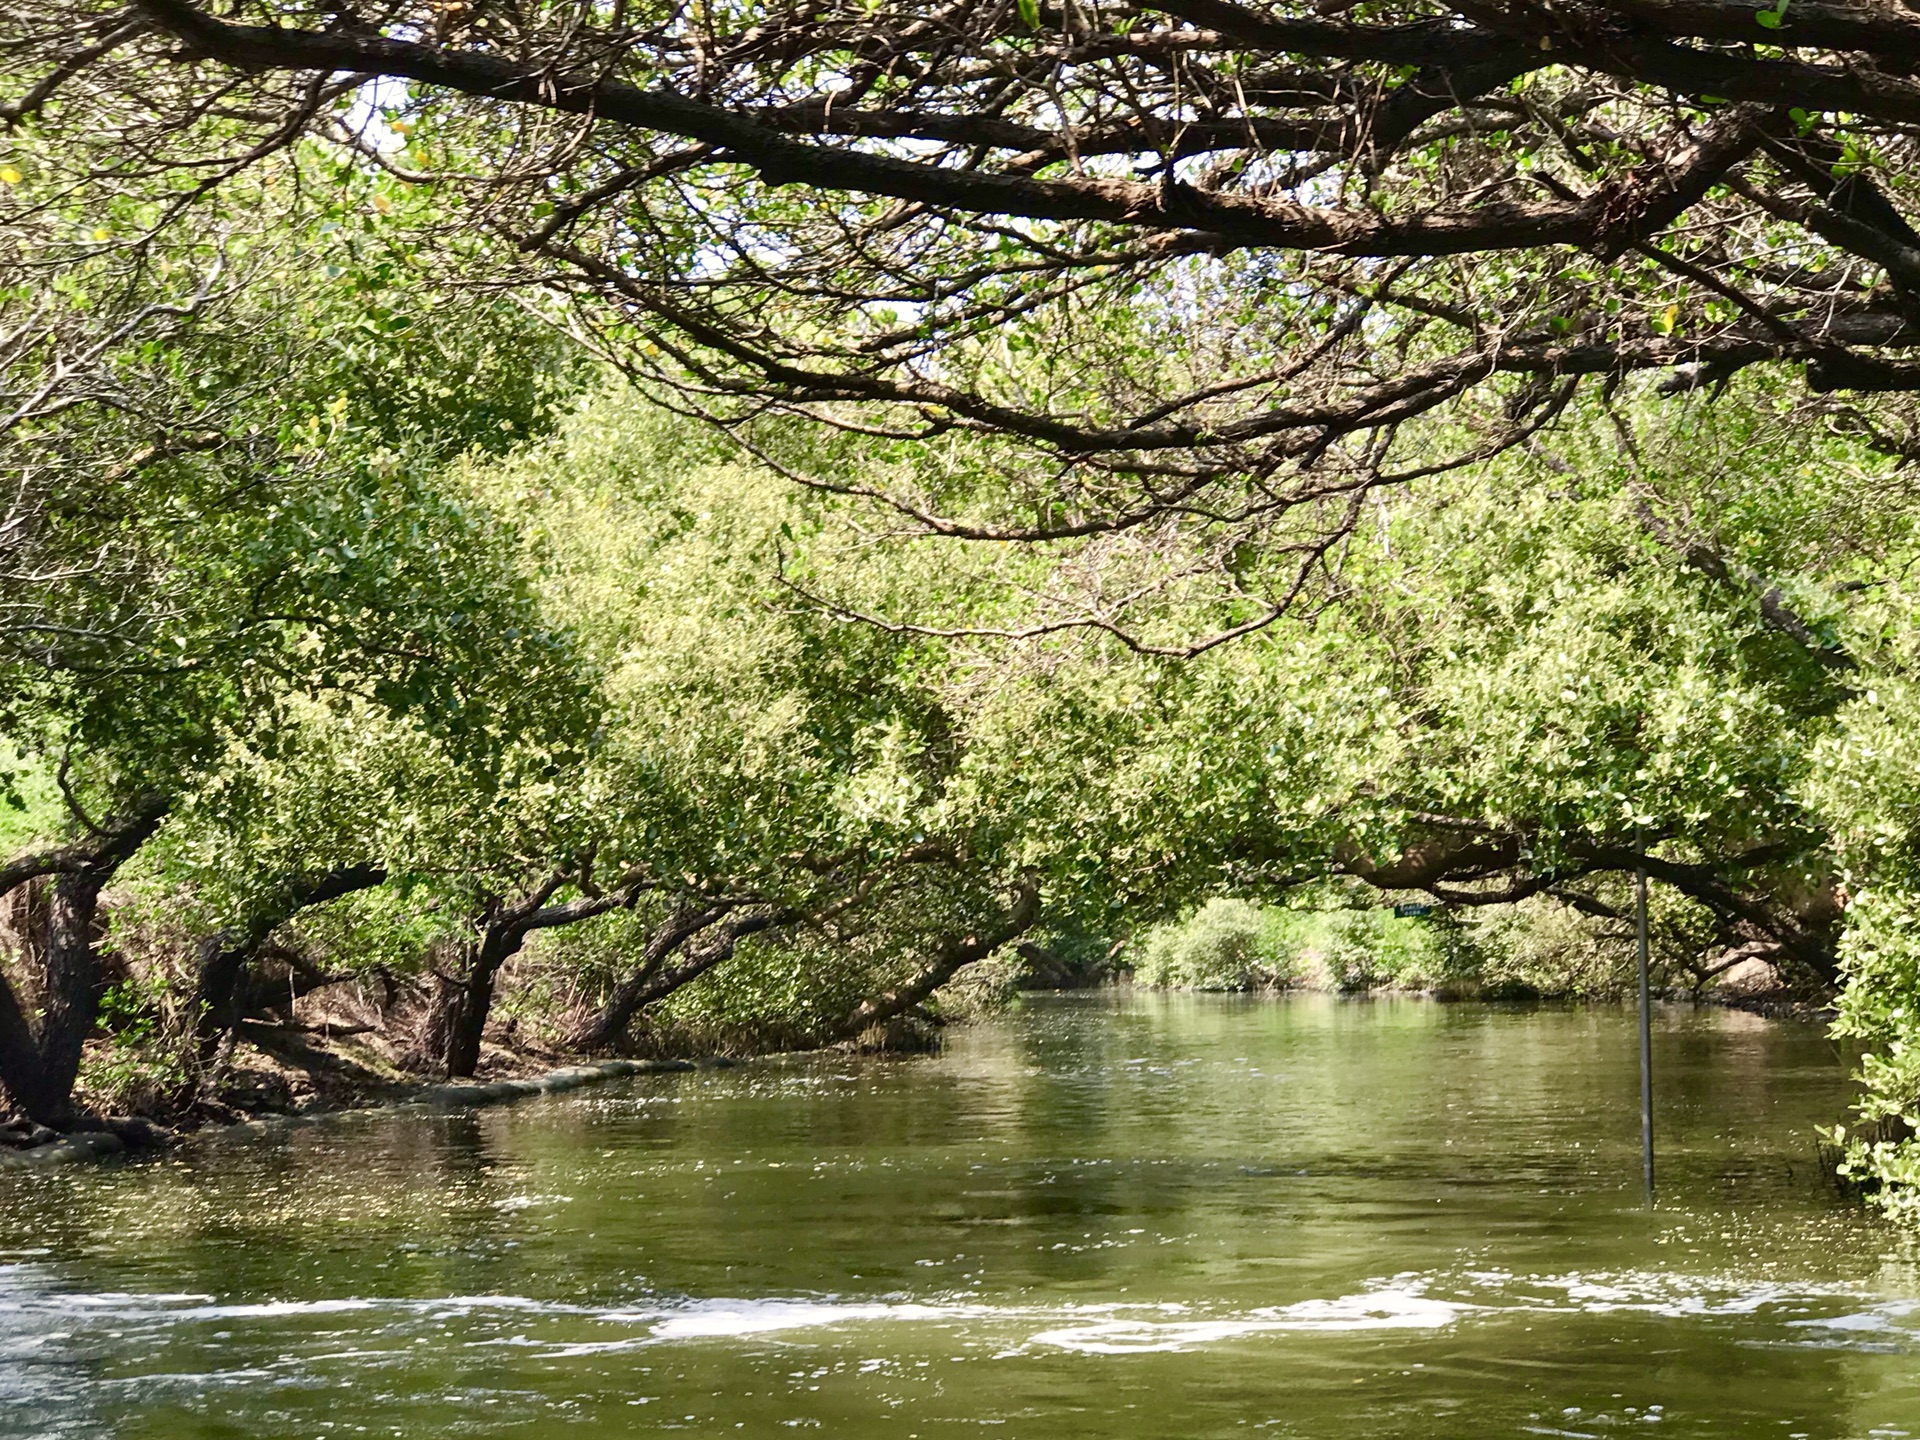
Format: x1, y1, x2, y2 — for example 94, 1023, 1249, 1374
0, 1055, 709, 1171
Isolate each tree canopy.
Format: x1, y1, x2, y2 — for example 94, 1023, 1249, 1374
14, 1, 1920, 568
15, 2, 1920, 1211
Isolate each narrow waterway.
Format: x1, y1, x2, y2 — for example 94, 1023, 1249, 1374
2, 993, 1913, 1439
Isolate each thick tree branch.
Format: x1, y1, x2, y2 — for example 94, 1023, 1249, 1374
135, 2, 1756, 257
817, 872, 1042, 1045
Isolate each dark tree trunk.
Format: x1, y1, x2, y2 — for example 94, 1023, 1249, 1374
575, 904, 737, 1052
582, 906, 798, 1050
818, 875, 1041, 1046
440, 938, 507, 1080
190, 863, 387, 1068
424, 873, 643, 1079
0, 793, 169, 1128
0, 966, 71, 1127
418, 928, 508, 1082
32, 871, 110, 1125
192, 932, 250, 1062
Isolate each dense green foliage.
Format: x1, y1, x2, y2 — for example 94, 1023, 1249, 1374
8, 101, 1920, 1219
1130, 898, 1446, 994
1131, 891, 1719, 1000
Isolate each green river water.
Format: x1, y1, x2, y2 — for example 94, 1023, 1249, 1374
3, 992, 1918, 1439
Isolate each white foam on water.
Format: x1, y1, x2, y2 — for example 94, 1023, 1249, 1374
1788, 1300, 1920, 1335
532, 1298, 1013, 1357
8, 1258, 1920, 1372
648, 1299, 983, 1339
419, 1294, 595, 1314
153, 1293, 598, 1323
1448, 1268, 1892, 1323
171, 1298, 380, 1320
1793, 1311, 1897, 1333
1030, 1287, 1470, 1354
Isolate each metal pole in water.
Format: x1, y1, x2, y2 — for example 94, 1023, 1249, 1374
1636, 865, 1655, 1198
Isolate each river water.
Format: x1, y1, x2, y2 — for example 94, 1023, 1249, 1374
2, 992, 1916, 1439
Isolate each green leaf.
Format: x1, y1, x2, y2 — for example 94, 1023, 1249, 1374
1016, 0, 1040, 28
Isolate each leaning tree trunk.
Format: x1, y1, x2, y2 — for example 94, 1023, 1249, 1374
582, 907, 799, 1051
0, 793, 169, 1128
421, 930, 512, 1082
575, 904, 739, 1052
30, 871, 112, 1127
0, 955, 73, 1127
439, 948, 505, 1080
818, 875, 1041, 1046
423, 875, 644, 1079
190, 931, 253, 1068
190, 863, 387, 1069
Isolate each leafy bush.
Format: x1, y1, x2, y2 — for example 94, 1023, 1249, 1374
1129, 894, 1671, 997
79, 974, 191, 1117
1131, 899, 1305, 990
1440, 885, 1735, 1000
1311, 909, 1446, 992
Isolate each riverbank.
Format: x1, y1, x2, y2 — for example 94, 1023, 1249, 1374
1138, 977, 1833, 1023
1125, 896, 1841, 1010
0, 1055, 708, 1171
3, 974, 1835, 1173
0, 982, 946, 1163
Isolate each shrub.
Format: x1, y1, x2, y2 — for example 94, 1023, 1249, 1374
79, 973, 192, 1116
1131, 899, 1305, 990
1311, 909, 1444, 992
1130, 896, 1538, 995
